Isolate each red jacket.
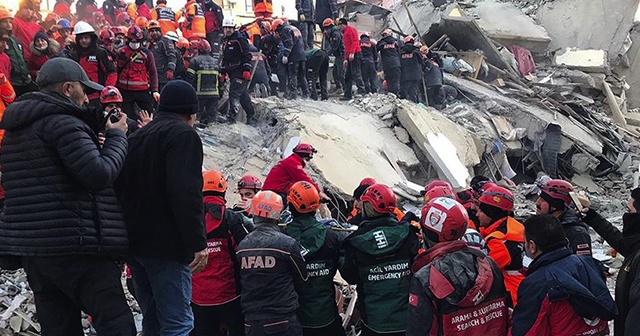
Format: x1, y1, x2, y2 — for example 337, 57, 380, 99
342, 25, 361, 60
116, 46, 159, 92
53, 1, 71, 18
68, 44, 117, 100
12, 17, 42, 61
137, 3, 152, 20
0, 53, 11, 83
262, 153, 320, 195
191, 196, 248, 306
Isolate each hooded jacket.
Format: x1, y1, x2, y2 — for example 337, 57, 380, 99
341, 215, 420, 333
262, 153, 320, 195
0, 91, 128, 256
511, 247, 617, 336
584, 210, 640, 336
286, 213, 344, 328
558, 207, 592, 256
407, 240, 508, 336
377, 35, 401, 70
27, 35, 60, 79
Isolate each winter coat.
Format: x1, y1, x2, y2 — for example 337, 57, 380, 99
314, 0, 338, 24
341, 215, 420, 333
400, 43, 423, 82
262, 153, 320, 195
115, 45, 158, 92
187, 53, 220, 96
342, 25, 361, 60
584, 210, 640, 336
192, 196, 249, 306
237, 224, 308, 321
116, 113, 206, 263
11, 16, 42, 61
407, 240, 508, 336
511, 247, 617, 336
6, 36, 30, 86
221, 31, 253, 79
423, 51, 443, 87
66, 39, 118, 99
182, 0, 206, 39
27, 39, 60, 79
359, 35, 378, 64
0, 91, 128, 256
323, 26, 343, 58
377, 35, 401, 70
285, 214, 344, 328
249, 45, 270, 86
558, 207, 592, 256
278, 24, 305, 62
148, 37, 177, 85
295, 0, 314, 20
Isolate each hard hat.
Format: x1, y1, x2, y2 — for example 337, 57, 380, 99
116, 12, 131, 26
421, 197, 469, 242
57, 18, 72, 29
0, 8, 11, 21
222, 17, 235, 28
361, 184, 397, 214
110, 26, 127, 36
249, 191, 284, 220
195, 38, 211, 53
293, 143, 317, 158
540, 179, 574, 206
478, 186, 514, 212
288, 181, 320, 214
177, 37, 190, 50
271, 18, 284, 31
148, 20, 161, 30
359, 177, 377, 186
100, 86, 123, 104
127, 25, 144, 40
135, 16, 149, 29
237, 174, 262, 190
403, 35, 414, 43
99, 28, 115, 44
203, 170, 227, 193
322, 18, 334, 27
423, 186, 455, 203
165, 31, 179, 42
73, 21, 96, 36
421, 180, 452, 197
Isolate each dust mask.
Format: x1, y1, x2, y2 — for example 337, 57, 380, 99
129, 42, 141, 50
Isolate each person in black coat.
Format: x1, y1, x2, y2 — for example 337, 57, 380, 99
116, 80, 208, 335
420, 46, 444, 108
582, 188, 640, 336
376, 30, 401, 95
399, 36, 423, 103
0, 58, 135, 335
322, 20, 344, 92
314, 0, 337, 30
296, 0, 315, 49
221, 19, 256, 124
359, 32, 378, 94
305, 46, 329, 100
275, 21, 308, 100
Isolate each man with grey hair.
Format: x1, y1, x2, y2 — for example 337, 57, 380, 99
0, 57, 134, 335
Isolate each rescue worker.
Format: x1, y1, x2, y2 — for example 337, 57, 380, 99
259, 30, 281, 95
0, 8, 35, 97
65, 21, 118, 108
359, 32, 378, 94
314, 0, 337, 31
321, 18, 344, 94
151, 0, 180, 36
102, 0, 124, 26
100, 85, 151, 135
56, 18, 73, 46
420, 45, 444, 107
296, 0, 315, 49
535, 179, 592, 256
262, 143, 329, 202
341, 183, 419, 336
116, 25, 159, 119
338, 18, 365, 100
147, 20, 177, 92
248, 44, 271, 97
511, 215, 616, 336
582, 187, 640, 335
237, 191, 308, 336
305, 45, 329, 101
273, 19, 308, 100
201, 0, 224, 48
187, 39, 222, 126
192, 170, 248, 336
477, 185, 525, 306
182, 0, 206, 40
112, 26, 128, 50
407, 197, 508, 335
134, 0, 152, 20
285, 181, 346, 336
221, 17, 256, 125
253, 0, 273, 19
399, 35, 422, 103
99, 28, 118, 60
234, 174, 263, 213
174, 36, 191, 79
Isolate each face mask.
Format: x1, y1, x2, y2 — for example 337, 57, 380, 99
129, 42, 140, 50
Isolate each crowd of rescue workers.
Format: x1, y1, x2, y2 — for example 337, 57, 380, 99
0, 1, 637, 336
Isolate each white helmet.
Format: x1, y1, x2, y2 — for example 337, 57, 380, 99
222, 17, 235, 28
165, 31, 179, 43
73, 21, 95, 35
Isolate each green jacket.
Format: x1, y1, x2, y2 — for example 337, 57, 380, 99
286, 214, 344, 328
7, 36, 30, 86
341, 215, 419, 333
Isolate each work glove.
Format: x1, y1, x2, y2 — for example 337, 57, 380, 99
300, 14, 306, 21
152, 91, 160, 102
242, 70, 251, 81
348, 53, 355, 61
282, 56, 288, 64
166, 70, 174, 80
342, 59, 348, 69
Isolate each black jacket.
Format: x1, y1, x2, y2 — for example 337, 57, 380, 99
295, 0, 314, 20
278, 24, 305, 62
221, 31, 253, 79
584, 210, 640, 336
323, 26, 343, 58
314, 0, 337, 24
148, 37, 177, 84
237, 224, 308, 321
187, 53, 220, 96
0, 91, 128, 256
249, 45, 270, 86
116, 113, 206, 263
376, 35, 401, 71
422, 51, 443, 87
400, 43, 423, 82
559, 208, 592, 256
359, 35, 378, 64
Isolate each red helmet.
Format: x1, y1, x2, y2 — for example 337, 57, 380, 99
100, 86, 123, 104
99, 28, 115, 44
478, 186, 514, 212
127, 25, 144, 40
272, 18, 284, 31
423, 186, 455, 203
421, 180, 452, 196
540, 179, 573, 206
195, 38, 211, 53
293, 143, 317, 157
421, 197, 469, 242
237, 174, 262, 190
361, 184, 396, 214
359, 177, 377, 186
110, 26, 127, 36
472, 181, 497, 199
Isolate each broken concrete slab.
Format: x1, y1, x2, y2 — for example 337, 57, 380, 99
572, 174, 604, 194
554, 48, 609, 73
394, 126, 411, 144
423, 133, 471, 188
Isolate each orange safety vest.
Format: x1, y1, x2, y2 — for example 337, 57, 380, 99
126, 2, 138, 20
246, 22, 261, 45
253, 0, 273, 15
182, 1, 205, 39
481, 216, 525, 306
151, 4, 180, 35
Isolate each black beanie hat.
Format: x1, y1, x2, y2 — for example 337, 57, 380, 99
539, 191, 566, 211
479, 203, 509, 222
158, 80, 198, 115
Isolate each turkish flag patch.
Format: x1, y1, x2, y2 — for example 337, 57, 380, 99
409, 293, 419, 307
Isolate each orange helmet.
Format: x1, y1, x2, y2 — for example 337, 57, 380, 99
203, 170, 227, 193
135, 16, 149, 29
0, 8, 12, 21
249, 191, 284, 220
322, 18, 334, 27
288, 181, 320, 214
177, 37, 190, 50
148, 20, 161, 30
271, 18, 284, 31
